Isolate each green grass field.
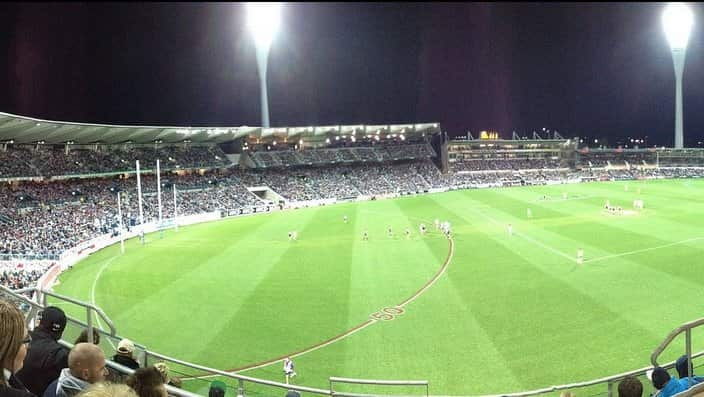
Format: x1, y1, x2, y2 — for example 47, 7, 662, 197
50, 179, 704, 396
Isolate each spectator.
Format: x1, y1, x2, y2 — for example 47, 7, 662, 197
125, 367, 166, 397
0, 299, 33, 397
651, 367, 686, 397
208, 381, 225, 397
112, 340, 138, 370
617, 375, 643, 397
16, 306, 69, 396
153, 363, 180, 389
44, 343, 107, 397
74, 383, 137, 397
73, 330, 100, 346
675, 355, 704, 388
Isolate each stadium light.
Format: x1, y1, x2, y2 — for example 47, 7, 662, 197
662, 2, 694, 149
247, 2, 282, 129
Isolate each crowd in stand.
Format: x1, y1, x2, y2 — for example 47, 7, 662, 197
0, 262, 52, 290
248, 143, 435, 168
0, 145, 230, 178
451, 158, 565, 172
0, 302, 190, 397
2, 142, 704, 282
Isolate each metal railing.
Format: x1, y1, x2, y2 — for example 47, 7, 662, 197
329, 377, 429, 397
651, 318, 704, 390
7, 279, 704, 397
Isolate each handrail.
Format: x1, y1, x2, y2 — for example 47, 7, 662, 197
651, 317, 704, 366
144, 350, 331, 396
489, 350, 704, 397
329, 378, 428, 386
39, 289, 117, 337
650, 317, 704, 391
58, 340, 202, 397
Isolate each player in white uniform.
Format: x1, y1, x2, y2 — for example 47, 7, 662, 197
363, 229, 369, 241
343, 215, 348, 224
508, 224, 513, 236
527, 208, 532, 218
388, 226, 393, 238
577, 248, 584, 264
283, 357, 297, 384
434, 219, 440, 229
419, 223, 427, 235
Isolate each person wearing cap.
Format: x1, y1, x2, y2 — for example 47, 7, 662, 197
208, 381, 226, 397
675, 355, 704, 389
112, 339, 139, 370
15, 306, 69, 396
154, 363, 181, 389
651, 367, 686, 397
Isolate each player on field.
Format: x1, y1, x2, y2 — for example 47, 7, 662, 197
283, 357, 296, 384
434, 219, 440, 229
405, 228, 411, 239
577, 248, 584, 264
363, 229, 369, 241
388, 226, 393, 238
508, 223, 513, 236
419, 223, 427, 235
527, 208, 532, 218
562, 192, 568, 200
343, 215, 348, 224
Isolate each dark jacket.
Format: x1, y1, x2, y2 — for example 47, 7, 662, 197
41, 380, 57, 397
112, 354, 139, 370
0, 374, 36, 397
15, 329, 69, 396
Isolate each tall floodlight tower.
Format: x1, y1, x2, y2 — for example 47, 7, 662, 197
247, 2, 282, 128
662, 2, 694, 149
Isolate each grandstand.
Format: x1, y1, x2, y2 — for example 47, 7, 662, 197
4, 110, 704, 397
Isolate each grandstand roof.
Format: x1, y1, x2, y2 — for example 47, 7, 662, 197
0, 112, 440, 145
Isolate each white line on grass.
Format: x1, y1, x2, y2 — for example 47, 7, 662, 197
90, 256, 119, 350
583, 236, 704, 264
183, 232, 455, 380
235, 235, 455, 374
469, 207, 576, 262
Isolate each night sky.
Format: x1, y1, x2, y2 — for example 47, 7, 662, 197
1, 2, 703, 146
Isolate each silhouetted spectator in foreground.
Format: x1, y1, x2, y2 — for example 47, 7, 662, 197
0, 299, 33, 397
675, 355, 704, 389
652, 367, 685, 397
618, 375, 643, 397
16, 306, 68, 396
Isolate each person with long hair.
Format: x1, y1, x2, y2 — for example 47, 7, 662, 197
125, 367, 166, 397
0, 299, 33, 397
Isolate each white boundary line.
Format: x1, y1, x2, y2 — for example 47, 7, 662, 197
90, 256, 119, 350
236, 320, 378, 374
469, 207, 576, 262
184, 233, 454, 380
584, 237, 704, 264
235, 235, 454, 374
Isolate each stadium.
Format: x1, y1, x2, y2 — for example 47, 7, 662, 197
2, 3, 704, 397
